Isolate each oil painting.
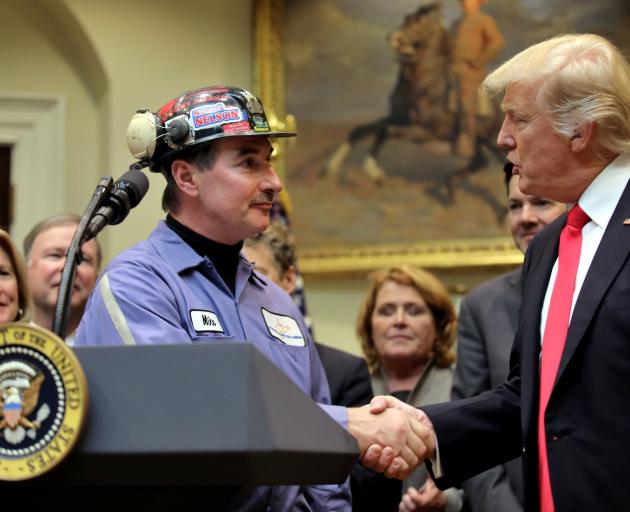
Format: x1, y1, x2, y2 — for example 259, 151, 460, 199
256, 0, 630, 274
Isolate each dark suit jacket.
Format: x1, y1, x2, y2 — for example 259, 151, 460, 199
452, 269, 524, 512
425, 181, 630, 511
315, 343, 373, 407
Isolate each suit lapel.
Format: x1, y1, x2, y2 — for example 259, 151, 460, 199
556, 181, 630, 384
520, 219, 563, 432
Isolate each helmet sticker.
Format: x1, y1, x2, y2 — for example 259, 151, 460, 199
157, 97, 178, 123
245, 96, 264, 115
223, 121, 253, 135
252, 114, 270, 132
190, 103, 245, 130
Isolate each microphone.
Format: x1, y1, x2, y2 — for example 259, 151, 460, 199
83, 168, 149, 242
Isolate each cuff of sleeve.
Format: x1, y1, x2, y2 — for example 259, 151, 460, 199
319, 403, 348, 429
430, 434, 443, 477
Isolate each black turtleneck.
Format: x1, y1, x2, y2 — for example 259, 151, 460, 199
165, 215, 243, 294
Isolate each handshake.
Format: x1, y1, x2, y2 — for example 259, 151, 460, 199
347, 395, 436, 480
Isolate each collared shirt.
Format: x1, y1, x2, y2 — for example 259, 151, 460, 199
75, 221, 350, 512
540, 153, 630, 340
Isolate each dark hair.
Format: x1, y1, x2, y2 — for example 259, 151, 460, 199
23, 213, 102, 268
356, 265, 456, 373
161, 142, 218, 213
503, 161, 514, 194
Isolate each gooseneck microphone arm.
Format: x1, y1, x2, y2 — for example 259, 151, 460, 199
52, 162, 150, 339
81, 162, 150, 243
52, 176, 113, 338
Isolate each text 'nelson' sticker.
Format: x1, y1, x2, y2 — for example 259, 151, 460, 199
190, 310, 225, 334
190, 103, 244, 130
261, 308, 305, 346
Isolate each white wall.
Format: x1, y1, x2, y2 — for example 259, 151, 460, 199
304, 277, 370, 356
1, 0, 253, 261
304, 267, 503, 356
0, 2, 101, 245
66, 0, 254, 260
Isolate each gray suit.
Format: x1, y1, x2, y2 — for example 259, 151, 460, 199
451, 268, 524, 512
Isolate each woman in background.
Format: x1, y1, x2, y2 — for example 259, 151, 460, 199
357, 264, 461, 512
0, 229, 31, 323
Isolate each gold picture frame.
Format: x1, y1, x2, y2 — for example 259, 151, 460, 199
253, 0, 523, 278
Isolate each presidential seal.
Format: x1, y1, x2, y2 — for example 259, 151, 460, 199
0, 323, 88, 480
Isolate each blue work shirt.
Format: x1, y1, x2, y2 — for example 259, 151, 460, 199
75, 221, 350, 511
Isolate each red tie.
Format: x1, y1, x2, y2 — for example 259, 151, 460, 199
538, 204, 590, 512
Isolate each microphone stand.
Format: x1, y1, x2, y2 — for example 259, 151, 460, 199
52, 176, 113, 338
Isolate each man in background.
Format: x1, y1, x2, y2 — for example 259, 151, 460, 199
449, 163, 565, 511
24, 213, 100, 345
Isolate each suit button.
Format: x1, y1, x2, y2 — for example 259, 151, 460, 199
522, 446, 526, 454
552, 435, 559, 441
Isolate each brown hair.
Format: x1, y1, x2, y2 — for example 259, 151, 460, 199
0, 229, 32, 322
357, 264, 456, 373
161, 142, 219, 213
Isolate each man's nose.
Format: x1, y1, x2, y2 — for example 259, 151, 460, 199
520, 203, 538, 224
497, 118, 515, 149
263, 165, 284, 193
56, 255, 68, 270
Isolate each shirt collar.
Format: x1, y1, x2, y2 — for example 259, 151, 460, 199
151, 221, 205, 273
150, 221, 266, 288
579, 152, 630, 231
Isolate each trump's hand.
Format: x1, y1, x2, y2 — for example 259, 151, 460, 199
347, 397, 434, 480
369, 395, 435, 432
361, 395, 436, 478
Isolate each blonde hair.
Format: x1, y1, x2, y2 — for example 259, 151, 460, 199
484, 33, 630, 154
356, 265, 456, 373
0, 229, 32, 322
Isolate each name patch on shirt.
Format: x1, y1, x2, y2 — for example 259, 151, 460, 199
190, 310, 225, 334
261, 308, 305, 346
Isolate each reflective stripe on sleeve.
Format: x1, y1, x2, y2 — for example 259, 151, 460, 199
99, 273, 137, 346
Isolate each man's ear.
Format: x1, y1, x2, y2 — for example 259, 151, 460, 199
570, 121, 595, 153
171, 159, 199, 198
280, 265, 298, 295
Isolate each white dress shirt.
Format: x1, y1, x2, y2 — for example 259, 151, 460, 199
540, 152, 630, 341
